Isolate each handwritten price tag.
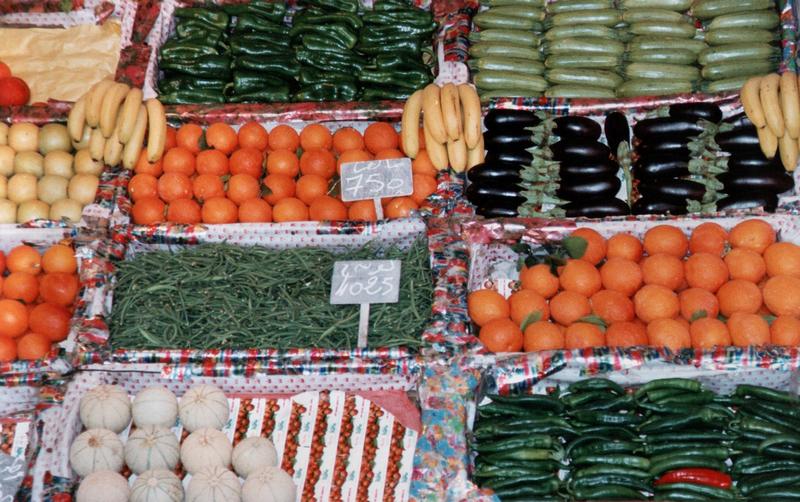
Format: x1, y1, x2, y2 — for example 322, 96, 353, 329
330, 260, 401, 305
339, 158, 413, 202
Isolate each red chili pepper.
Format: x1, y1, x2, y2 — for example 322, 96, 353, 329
655, 468, 732, 488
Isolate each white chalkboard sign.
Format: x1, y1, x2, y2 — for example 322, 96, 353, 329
339, 158, 413, 202
330, 260, 401, 305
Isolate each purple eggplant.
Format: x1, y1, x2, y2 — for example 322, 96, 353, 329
484, 109, 540, 131
551, 140, 611, 164
466, 181, 525, 207
485, 150, 534, 166
715, 128, 761, 154
723, 112, 754, 131
467, 162, 522, 183
560, 159, 619, 179
638, 178, 705, 202
727, 154, 782, 170
554, 116, 602, 140
634, 117, 705, 142
717, 191, 778, 212
669, 102, 722, 123
484, 129, 535, 151
557, 176, 621, 200
564, 197, 629, 217
718, 167, 794, 194
604, 111, 629, 153
632, 198, 688, 215
477, 206, 518, 217
637, 139, 690, 158
633, 155, 690, 180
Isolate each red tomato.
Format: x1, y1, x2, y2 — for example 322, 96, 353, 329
0, 77, 30, 106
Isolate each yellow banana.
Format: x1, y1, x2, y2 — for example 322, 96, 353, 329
88, 127, 106, 161
85, 79, 115, 128
122, 105, 148, 170
423, 126, 448, 171
447, 137, 467, 172
780, 133, 799, 171
467, 135, 485, 170
757, 126, 778, 159
781, 72, 800, 139
422, 84, 447, 144
740, 76, 766, 129
67, 95, 87, 142
760, 73, 785, 138
103, 128, 124, 167
100, 83, 130, 138
458, 84, 482, 150
401, 90, 423, 158
117, 88, 143, 144
145, 99, 166, 162
441, 83, 462, 142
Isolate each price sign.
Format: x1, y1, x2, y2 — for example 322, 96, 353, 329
339, 158, 413, 202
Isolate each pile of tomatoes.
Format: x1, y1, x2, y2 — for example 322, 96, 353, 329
129, 121, 440, 224
0, 61, 30, 107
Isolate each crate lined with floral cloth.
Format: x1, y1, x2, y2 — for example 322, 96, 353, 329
24, 368, 421, 501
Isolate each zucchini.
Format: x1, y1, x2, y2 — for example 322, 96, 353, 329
469, 57, 545, 76
617, 79, 693, 97
694, 0, 775, 20
469, 29, 540, 46
698, 43, 777, 66
622, 9, 686, 23
470, 43, 542, 60
475, 71, 548, 92
564, 198, 630, 217
544, 37, 625, 56
701, 59, 777, 81
629, 21, 697, 38
620, 0, 692, 10
545, 54, 621, 70
704, 76, 752, 93
479, 89, 541, 101
545, 85, 616, 98
547, 9, 622, 27
543, 24, 622, 41
474, 11, 543, 30
708, 10, 780, 30
628, 36, 707, 54
625, 63, 700, 81
484, 109, 540, 130
626, 49, 697, 65
547, 0, 612, 14
705, 28, 777, 45
545, 69, 624, 90
481, 0, 545, 6
488, 6, 545, 19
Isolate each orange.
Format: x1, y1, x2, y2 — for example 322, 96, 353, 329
134, 150, 163, 177
643, 225, 689, 258
689, 222, 728, 256
523, 321, 564, 351
300, 124, 333, 151
0, 252, 5, 274
226, 174, 260, 205
0, 337, 15, 362
348, 200, 378, 221
509, 289, 550, 325
3, 272, 37, 303
411, 174, 438, 205
29, 302, 70, 342
385, 197, 418, 219
763, 275, 800, 316
364, 122, 399, 154
157, 172, 192, 202
727, 312, 770, 346
192, 174, 225, 202
607, 233, 643, 262
201, 197, 238, 224
309, 195, 347, 221
176, 124, 203, 154
266, 149, 300, 177
764, 242, 800, 278
269, 125, 300, 151
468, 289, 509, 327
263, 174, 296, 205
689, 317, 731, 349
166, 198, 201, 224
606, 321, 647, 347
132, 197, 165, 225
679, 288, 719, 321
300, 149, 336, 179
128, 173, 158, 202
337, 149, 372, 173
0, 299, 27, 338
634, 285, 680, 323
684, 252, 729, 292
717, 280, 762, 316
238, 198, 272, 223
725, 248, 766, 283
771, 316, 800, 346
600, 258, 642, 297
565, 322, 605, 349
196, 149, 229, 176
642, 254, 684, 291
272, 197, 309, 222
569, 228, 607, 265
591, 289, 634, 323
165, 126, 177, 150
559, 259, 602, 297
237, 121, 269, 151
229, 147, 264, 179
411, 150, 438, 176
40, 273, 78, 306
162, 147, 195, 176
7, 246, 40, 275
549, 291, 591, 326
729, 219, 776, 254
374, 148, 404, 160
480, 317, 523, 352
206, 123, 238, 154
16, 332, 51, 361
519, 264, 560, 299
647, 318, 691, 351
333, 127, 364, 154
42, 245, 76, 275
296, 175, 329, 205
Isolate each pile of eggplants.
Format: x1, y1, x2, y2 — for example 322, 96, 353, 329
714, 112, 793, 212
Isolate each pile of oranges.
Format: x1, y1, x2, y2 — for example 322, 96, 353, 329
468, 219, 800, 353
129, 121, 440, 224
0, 243, 78, 362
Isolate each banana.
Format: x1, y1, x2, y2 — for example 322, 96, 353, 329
73, 125, 92, 150
740, 76, 766, 129
458, 84, 482, 150
760, 73, 785, 138
447, 137, 467, 172
423, 127, 449, 171
466, 135, 485, 170
757, 125, 778, 159
88, 127, 106, 161
85, 79, 115, 128
441, 83, 462, 142
100, 82, 130, 138
103, 127, 124, 167
781, 72, 800, 139
122, 105, 148, 170
780, 132, 799, 171
145, 98, 166, 162
67, 95, 87, 142
116, 88, 143, 144
422, 84, 447, 144
401, 90, 424, 158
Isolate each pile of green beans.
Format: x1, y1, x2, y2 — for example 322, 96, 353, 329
110, 240, 432, 351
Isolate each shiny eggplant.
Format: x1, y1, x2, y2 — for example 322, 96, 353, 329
564, 197, 630, 217
633, 155, 690, 180
633, 117, 705, 142
637, 139, 690, 158
717, 191, 778, 212
484, 109, 540, 131
723, 111, 754, 130
557, 176, 621, 200
727, 154, 782, 170
715, 128, 761, 154
604, 111, 630, 153
638, 178, 705, 202
718, 167, 794, 194
668, 102, 722, 123
632, 197, 688, 215
465, 181, 525, 207
477, 206, 519, 217
467, 162, 522, 183
554, 116, 602, 140
551, 140, 611, 163
484, 129, 535, 151
560, 159, 619, 179
485, 150, 534, 165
